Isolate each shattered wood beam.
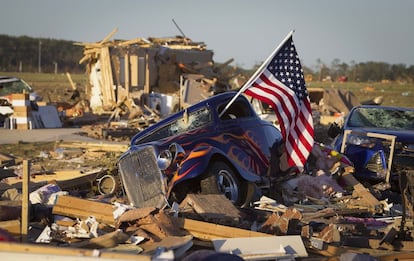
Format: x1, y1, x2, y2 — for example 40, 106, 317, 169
117, 38, 148, 47
0, 242, 151, 260
73, 42, 104, 48
52, 195, 115, 226
21, 160, 30, 242
100, 27, 118, 45
65, 72, 77, 91
83, 48, 102, 55
6, 169, 104, 192
70, 229, 130, 249
100, 46, 116, 107
179, 194, 241, 224
59, 142, 128, 152
78, 55, 90, 65
172, 217, 270, 241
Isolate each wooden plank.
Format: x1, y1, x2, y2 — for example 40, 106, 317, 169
70, 229, 129, 249
99, 27, 118, 45
52, 195, 115, 226
179, 194, 241, 225
21, 160, 30, 242
99, 46, 116, 107
5, 169, 103, 192
144, 53, 150, 94
141, 235, 193, 256
378, 253, 414, 261
0, 242, 151, 260
172, 217, 270, 241
59, 142, 128, 152
65, 72, 77, 90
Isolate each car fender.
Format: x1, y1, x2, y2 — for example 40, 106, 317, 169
169, 145, 260, 188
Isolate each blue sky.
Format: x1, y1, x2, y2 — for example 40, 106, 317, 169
1, 0, 413, 70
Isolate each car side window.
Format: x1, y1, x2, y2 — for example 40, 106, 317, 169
169, 107, 211, 135
137, 107, 211, 144
218, 98, 253, 120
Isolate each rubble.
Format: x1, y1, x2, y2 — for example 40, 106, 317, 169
0, 166, 413, 260
0, 131, 412, 261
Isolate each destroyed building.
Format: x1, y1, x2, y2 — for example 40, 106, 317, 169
78, 29, 234, 117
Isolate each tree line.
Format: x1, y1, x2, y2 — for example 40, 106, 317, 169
303, 58, 414, 83
0, 34, 84, 74
1, 34, 413, 82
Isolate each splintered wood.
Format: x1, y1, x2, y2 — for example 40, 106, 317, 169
179, 194, 242, 225
52, 195, 115, 226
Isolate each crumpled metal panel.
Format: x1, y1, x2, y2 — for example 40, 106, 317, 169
118, 146, 166, 208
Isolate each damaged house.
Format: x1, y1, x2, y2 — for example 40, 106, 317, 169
77, 29, 234, 117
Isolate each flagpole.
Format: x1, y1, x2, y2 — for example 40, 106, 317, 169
219, 30, 295, 118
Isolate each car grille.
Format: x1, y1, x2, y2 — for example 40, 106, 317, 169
118, 146, 166, 208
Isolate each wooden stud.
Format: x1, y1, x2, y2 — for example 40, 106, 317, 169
21, 160, 30, 242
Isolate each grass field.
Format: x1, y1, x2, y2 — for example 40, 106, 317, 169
307, 81, 413, 108
1, 72, 413, 108
1, 72, 89, 104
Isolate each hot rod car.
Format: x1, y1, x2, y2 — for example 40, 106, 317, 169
117, 91, 284, 208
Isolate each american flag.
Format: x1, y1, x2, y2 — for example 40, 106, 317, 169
244, 35, 314, 168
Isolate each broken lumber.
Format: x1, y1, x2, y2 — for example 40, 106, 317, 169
141, 235, 193, 256
65, 72, 77, 91
60, 142, 128, 152
179, 194, 241, 225
339, 167, 382, 212
52, 195, 115, 226
5, 168, 104, 192
172, 217, 270, 241
0, 241, 151, 260
70, 229, 129, 249
21, 160, 30, 242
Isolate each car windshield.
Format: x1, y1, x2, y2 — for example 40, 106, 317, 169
0, 78, 33, 96
348, 107, 414, 130
136, 107, 212, 144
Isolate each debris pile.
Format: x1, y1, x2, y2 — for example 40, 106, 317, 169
0, 143, 413, 260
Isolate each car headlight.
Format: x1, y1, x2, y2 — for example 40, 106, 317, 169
156, 143, 186, 171
157, 149, 172, 170
347, 135, 376, 148
366, 150, 387, 178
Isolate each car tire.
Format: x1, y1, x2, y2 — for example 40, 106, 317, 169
200, 161, 245, 205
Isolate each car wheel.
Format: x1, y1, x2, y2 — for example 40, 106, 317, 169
200, 161, 245, 205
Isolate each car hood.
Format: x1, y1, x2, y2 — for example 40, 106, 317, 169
346, 127, 414, 143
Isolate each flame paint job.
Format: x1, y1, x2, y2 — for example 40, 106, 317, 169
120, 91, 283, 193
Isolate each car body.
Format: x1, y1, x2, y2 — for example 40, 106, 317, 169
328, 105, 414, 187
0, 76, 42, 103
117, 91, 284, 208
